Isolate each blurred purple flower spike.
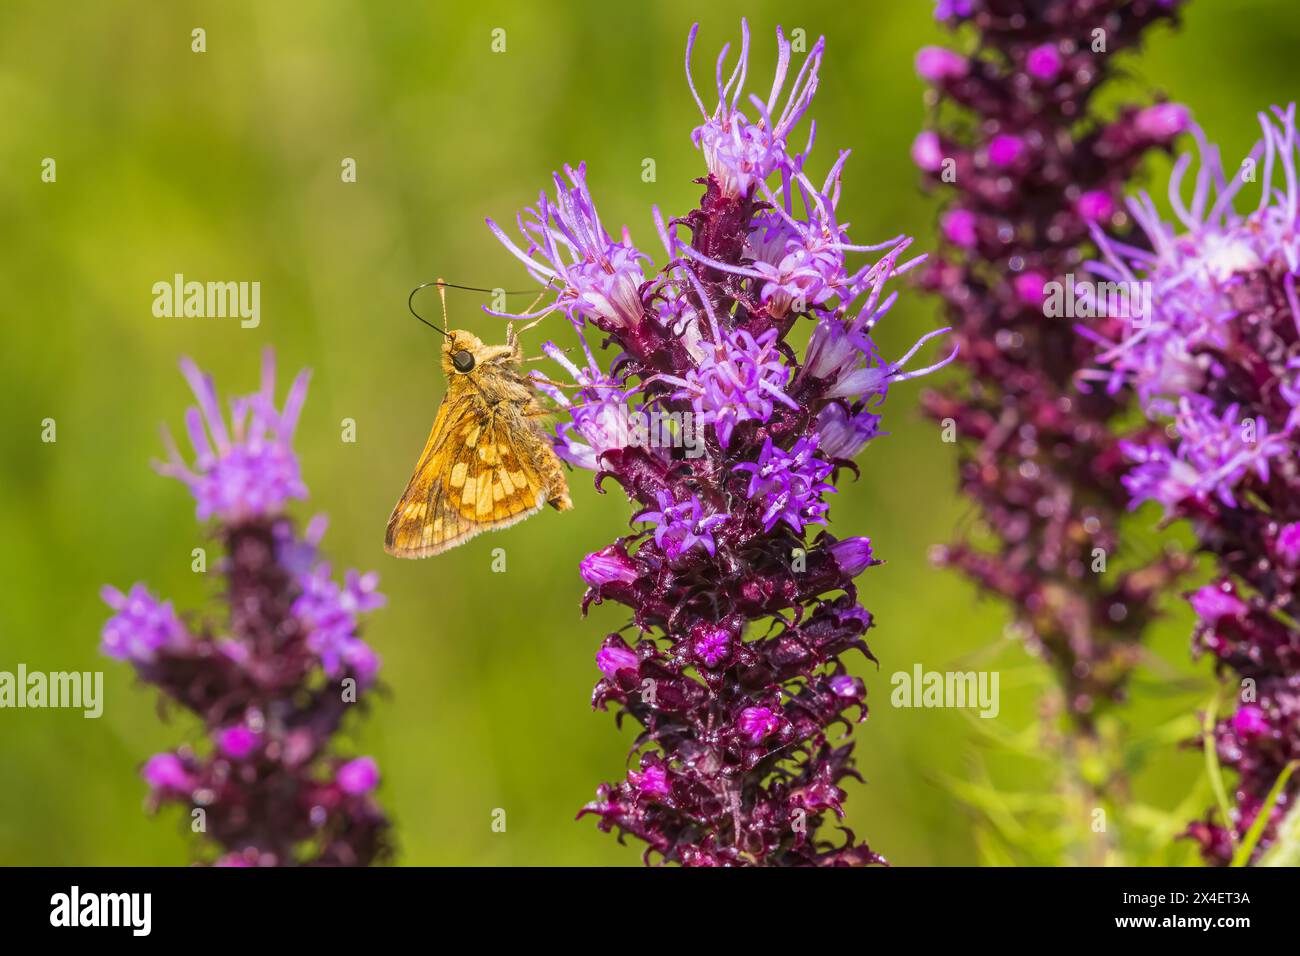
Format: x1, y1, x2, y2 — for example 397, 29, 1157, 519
101, 349, 390, 866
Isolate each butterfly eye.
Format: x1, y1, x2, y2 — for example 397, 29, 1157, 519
452, 350, 475, 373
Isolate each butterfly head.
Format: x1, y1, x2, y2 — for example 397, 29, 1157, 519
443, 330, 483, 375
442, 329, 517, 376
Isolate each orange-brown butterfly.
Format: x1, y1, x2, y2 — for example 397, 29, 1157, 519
384, 280, 572, 559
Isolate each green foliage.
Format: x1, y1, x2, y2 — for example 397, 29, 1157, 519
1258, 790, 1300, 867
1232, 762, 1299, 867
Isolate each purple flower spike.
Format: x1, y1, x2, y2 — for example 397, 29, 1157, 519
911, 131, 945, 172
737, 705, 783, 744
596, 639, 639, 681
734, 436, 836, 533
919, 0, 1190, 752
629, 762, 672, 798
293, 563, 385, 686
987, 133, 1025, 167
692, 623, 732, 668
636, 491, 729, 559
1076, 190, 1116, 222
101, 351, 390, 866
581, 546, 640, 588
1189, 584, 1247, 624
1232, 705, 1270, 741
1091, 104, 1300, 863
813, 403, 881, 460
1276, 523, 1300, 567
1135, 102, 1192, 140
941, 209, 978, 248
935, 0, 974, 21
491, 20, 952, 866
830, 674, 865, 700
1026, 43, 1063, 81
535, 337, 636, 471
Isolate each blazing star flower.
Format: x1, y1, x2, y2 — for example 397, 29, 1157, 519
488, 163, 649, 330
531, 338, 638, 471
687, 158, 913, 321
580, 545, 640, 588
668, 326, 797, 448
686, 21, 823, 199
1276, 523, 1300, 567
812, 403, 882, 460
155, 350, 308, 523
1091, 104, 1300, 864
336, 756, 380, 796
495, 20, 952, 866
628, 760, 673, 798
1025, 43, 1064, 81
635, 491, 729, 559
734, 436, 836, 533
100, 350, 390, 866
596, 638, 640, 681
911, 135, 945, 175
293, 565, 386, 685
1189, 584, 1248, 624
918, 0, 1190, 738
217, 725, 260, 760
1126, 397, 1287, 512
100, 584, 188, 664
142, 752, 193, 793
915, 46, 968, 84
829, 537, 875, 577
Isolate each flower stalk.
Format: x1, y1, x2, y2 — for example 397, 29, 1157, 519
914, 0, 1190, 863
101, 350, 390, 866
492, 21, 953, 865
1091, 105, 1300, 864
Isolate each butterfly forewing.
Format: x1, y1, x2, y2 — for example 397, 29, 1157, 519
384, 397, 480, 558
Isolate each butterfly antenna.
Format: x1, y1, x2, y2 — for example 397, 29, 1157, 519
408, 279, 551, 338
436, 277, 450, 328
408, 280, 450, 337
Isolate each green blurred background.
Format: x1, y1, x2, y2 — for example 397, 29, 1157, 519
1, 0, 1295, 866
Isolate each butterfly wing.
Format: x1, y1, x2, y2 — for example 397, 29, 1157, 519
384, 394, 476, 558
384, 394, 551, 558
